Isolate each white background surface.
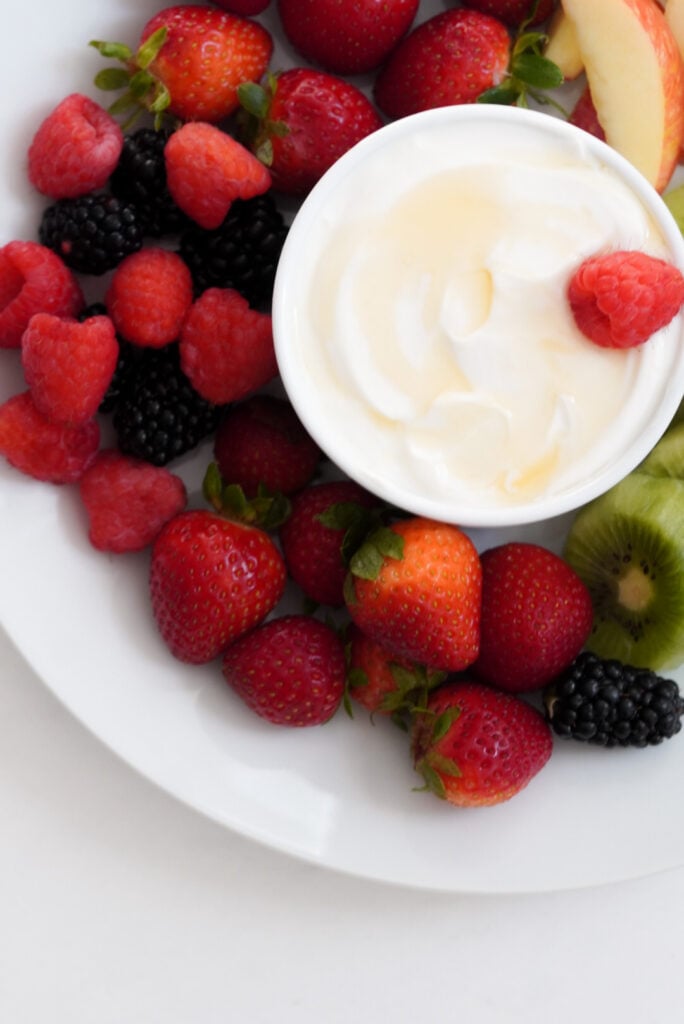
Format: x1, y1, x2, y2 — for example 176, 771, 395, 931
1, 621, 682, 1023
2, 0, 684, 1018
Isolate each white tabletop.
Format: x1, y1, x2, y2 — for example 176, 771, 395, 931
2, 622, 681, 1023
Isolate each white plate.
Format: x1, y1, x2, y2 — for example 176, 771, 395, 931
2, 0, 684, 895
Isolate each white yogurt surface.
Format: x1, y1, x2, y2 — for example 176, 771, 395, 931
274, 110, 683, 521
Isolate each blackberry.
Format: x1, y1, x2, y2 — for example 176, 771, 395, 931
179, 194, 288, 308
112, 343, 222, 465
110, 127, 190, 237
39, 193, 143, 274
544, 651, 684, 748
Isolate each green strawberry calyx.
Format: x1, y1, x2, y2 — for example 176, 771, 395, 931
90, 27, 176, 128
236, 75, 290, 168
202, 462, 291, 532
344, 652, 447, 724
477, 3, 565, 112
412, 706, 462, 799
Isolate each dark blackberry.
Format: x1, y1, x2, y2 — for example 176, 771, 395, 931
112, 343, 222, 465
179, 194, 288, 308
544, 651, 684, 748
110, 127, 190, 237
39, 193, 143, 274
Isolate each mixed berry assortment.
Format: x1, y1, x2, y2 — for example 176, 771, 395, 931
1, 1, 684, 812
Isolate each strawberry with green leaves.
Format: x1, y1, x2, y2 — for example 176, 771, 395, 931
279, 480, 385, 609
411, 681, 553, 807
344, 516, 482, 672
91, 4, 273, 125
345, 624, 446, 719
149, 465, 288, 664
373, 7, 563, 120
238, 68, 383, 195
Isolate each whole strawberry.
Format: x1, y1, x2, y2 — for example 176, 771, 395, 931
345, 623, 445, 717
473, 542, 593, 693
460, 0, 555, 29
411, 681, 553, 807
277, 0, 419, 75
279, 479, 382, 608
345, 516, 482, 672
214, 395, 321, 498
239, 69, 383, 196
222, 614, 345, 726
91, 4, 273, 124
150, 498, 287, 663
373, 8, 510, 120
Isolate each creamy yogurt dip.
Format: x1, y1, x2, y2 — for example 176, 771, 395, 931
273, 107, 684, 525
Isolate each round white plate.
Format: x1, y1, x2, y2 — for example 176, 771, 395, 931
2, 0, 684, 894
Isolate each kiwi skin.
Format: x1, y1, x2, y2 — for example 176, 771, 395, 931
637, 422, 684, 479
563, 472, 684, 671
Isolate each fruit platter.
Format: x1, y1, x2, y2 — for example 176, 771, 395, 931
2, 0, 684, 894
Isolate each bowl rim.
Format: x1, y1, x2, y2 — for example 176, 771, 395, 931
272, 103, 684, 527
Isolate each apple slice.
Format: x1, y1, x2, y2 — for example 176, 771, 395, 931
665, 0, 684, 62
562, 0, 684, 192
544, 6, 584, 80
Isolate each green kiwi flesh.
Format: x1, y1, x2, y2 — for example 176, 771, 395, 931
563, 473, 684, 670
637, 422, 684, 479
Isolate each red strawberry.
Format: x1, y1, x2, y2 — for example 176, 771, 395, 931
459, 0, 555, 29
213, 395, 321, 497
92, 4, 273, 124
105, 248, 193, 348
568, 85, 606, 141
27, 94, 124, 199
21, 313, 118, 425
345, 516, 482, 672
0, 391, 99, 484
222, 614, 345, 726
239, 68, 383, 196
164, 122, 271, 229
411, 680, 553, 807
279, 480, 381, 608
373, 8, 510, 120
179, 288, 277, 404
567, 250, 684, 349
473, 542, 593, 693
276, 0, 419, 75
150, 507, 286, 663
211, 0, 271, 13
0, 241, 83, 349
345, 623, 445, 717
79, 450, 187, 553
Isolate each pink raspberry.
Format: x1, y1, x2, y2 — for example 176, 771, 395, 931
0, 241, 83, 349
165, 122, 271, 229
179, 287, 277, 404
78, 450, 187, 553
27, 93, 124, 199
0, 390, 99, 483
21, 313, 118, 425
105, 248, 193, 348
568, 250, 684, 349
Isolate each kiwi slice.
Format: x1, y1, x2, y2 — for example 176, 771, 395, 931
637, 422, 684, 479
564, 473, 684, 670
